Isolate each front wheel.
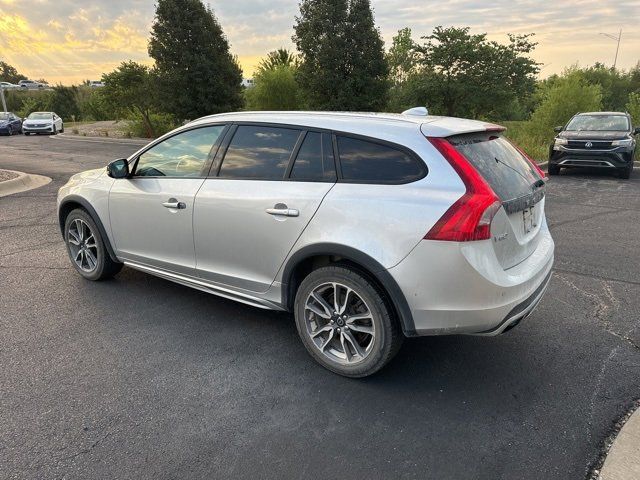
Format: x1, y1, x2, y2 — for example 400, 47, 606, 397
294, 265, 403, 377
60, 124, 64, 133
64, 209, 123, 281
619, 162, 633, 179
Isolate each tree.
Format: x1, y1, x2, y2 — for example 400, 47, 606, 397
529, 69, 602, 139
581, 63, 631, 111
387, 27, 419, 85
0, 61, 27, 84
49, 86, 80, 120
246, 65, 304, 110
102, 62, 159, 137
149, 0, 243, 120
293, 0, 388, 111
257, 49, 299, 73
343, 0, 388, 110
413, 26, 539, 118
386, 28, 423, 112
293, 0, 349, 110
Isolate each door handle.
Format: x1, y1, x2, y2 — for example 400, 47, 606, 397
266, 205, 299, 217
162, 198, 186, 209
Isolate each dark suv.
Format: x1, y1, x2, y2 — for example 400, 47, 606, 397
549, 112, 638, 179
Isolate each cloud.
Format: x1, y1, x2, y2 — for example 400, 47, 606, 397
0, 0, 638, 84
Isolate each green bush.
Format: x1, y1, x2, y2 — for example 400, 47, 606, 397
245, 65, 304, 111
626, 93, 640, 160
502, 121, 549, 162
127, 112, 178, 138
627, 92, 640, 126
529, 70, 602, 139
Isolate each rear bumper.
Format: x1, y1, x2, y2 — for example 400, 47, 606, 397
550, 147, 634, 169
388, 220, 554, 336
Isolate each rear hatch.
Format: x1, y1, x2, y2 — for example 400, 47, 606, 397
448, 132, 546, 270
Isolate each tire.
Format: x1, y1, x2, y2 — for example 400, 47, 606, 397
619, 162, 633, 179
294, 265, 403, 378
8, 127, 12, 136
24, 132, 30, 136
60, 124, 64, 133
52, 125, 57, 135
64, 208, 123, 281
548, 164, 560, 176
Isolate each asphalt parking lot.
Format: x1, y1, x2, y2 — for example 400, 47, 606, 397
1, 134, 639, 479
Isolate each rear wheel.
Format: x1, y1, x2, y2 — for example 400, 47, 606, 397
548, 164, 560, 176
294, 265, 403, 377
64, 209, 122, 281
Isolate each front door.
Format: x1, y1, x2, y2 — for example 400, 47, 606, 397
194, 126, 337, 292
109, 125, 226, 275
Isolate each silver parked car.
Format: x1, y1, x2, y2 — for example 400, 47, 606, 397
57, 111, 554, 377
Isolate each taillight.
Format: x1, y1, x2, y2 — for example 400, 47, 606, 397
425, 137, 501, 242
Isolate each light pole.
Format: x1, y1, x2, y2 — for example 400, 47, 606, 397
0, 86, 7, 113
600, 29, 622, 70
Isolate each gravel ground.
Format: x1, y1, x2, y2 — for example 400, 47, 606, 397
67, 120, 141, 139
0, 169, 19, 181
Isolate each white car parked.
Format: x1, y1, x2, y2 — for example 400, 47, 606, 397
0, 81, 20, 90
18, 80, 46, 89
57, 110, 553, 377
22, 112, 64, 135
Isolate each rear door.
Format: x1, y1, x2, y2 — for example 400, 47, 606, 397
109, 125, 226, 275
193, 125, 336, 292
448, 133, 546, 269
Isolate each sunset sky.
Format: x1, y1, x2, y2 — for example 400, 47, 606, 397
0, 0, 638, 85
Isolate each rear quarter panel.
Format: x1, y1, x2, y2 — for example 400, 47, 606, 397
276, 129, 466, 276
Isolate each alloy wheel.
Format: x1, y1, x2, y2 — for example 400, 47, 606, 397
304, 282, 376, 365
67, 219, 98, 273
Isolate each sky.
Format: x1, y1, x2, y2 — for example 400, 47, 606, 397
0, 0, 639, 85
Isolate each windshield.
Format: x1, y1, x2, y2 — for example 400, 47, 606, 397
28, 112, 52, 120
0, 113, 9, 120
565, 115, 629, 132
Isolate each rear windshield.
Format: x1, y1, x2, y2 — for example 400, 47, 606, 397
566, 115, 629, 131
450, 134, 540, 202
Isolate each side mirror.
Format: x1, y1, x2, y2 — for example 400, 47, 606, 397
107, 159, 130, 179
554, 126, 563, 133
634, 127, 640, 135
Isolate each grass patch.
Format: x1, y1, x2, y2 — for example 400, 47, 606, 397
502, 121, 550, 163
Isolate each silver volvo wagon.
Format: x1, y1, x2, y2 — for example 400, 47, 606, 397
57, 111, 554, 377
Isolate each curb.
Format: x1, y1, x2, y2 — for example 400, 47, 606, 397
0, 169, 52, 197
598, 405, 640, 480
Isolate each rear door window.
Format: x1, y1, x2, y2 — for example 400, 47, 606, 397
449, 134, 540, 202
336, 136, 426, 184
219, 125, 301, 180
290, 132, 337, 182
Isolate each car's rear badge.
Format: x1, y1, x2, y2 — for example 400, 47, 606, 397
494, 233, 509, 242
